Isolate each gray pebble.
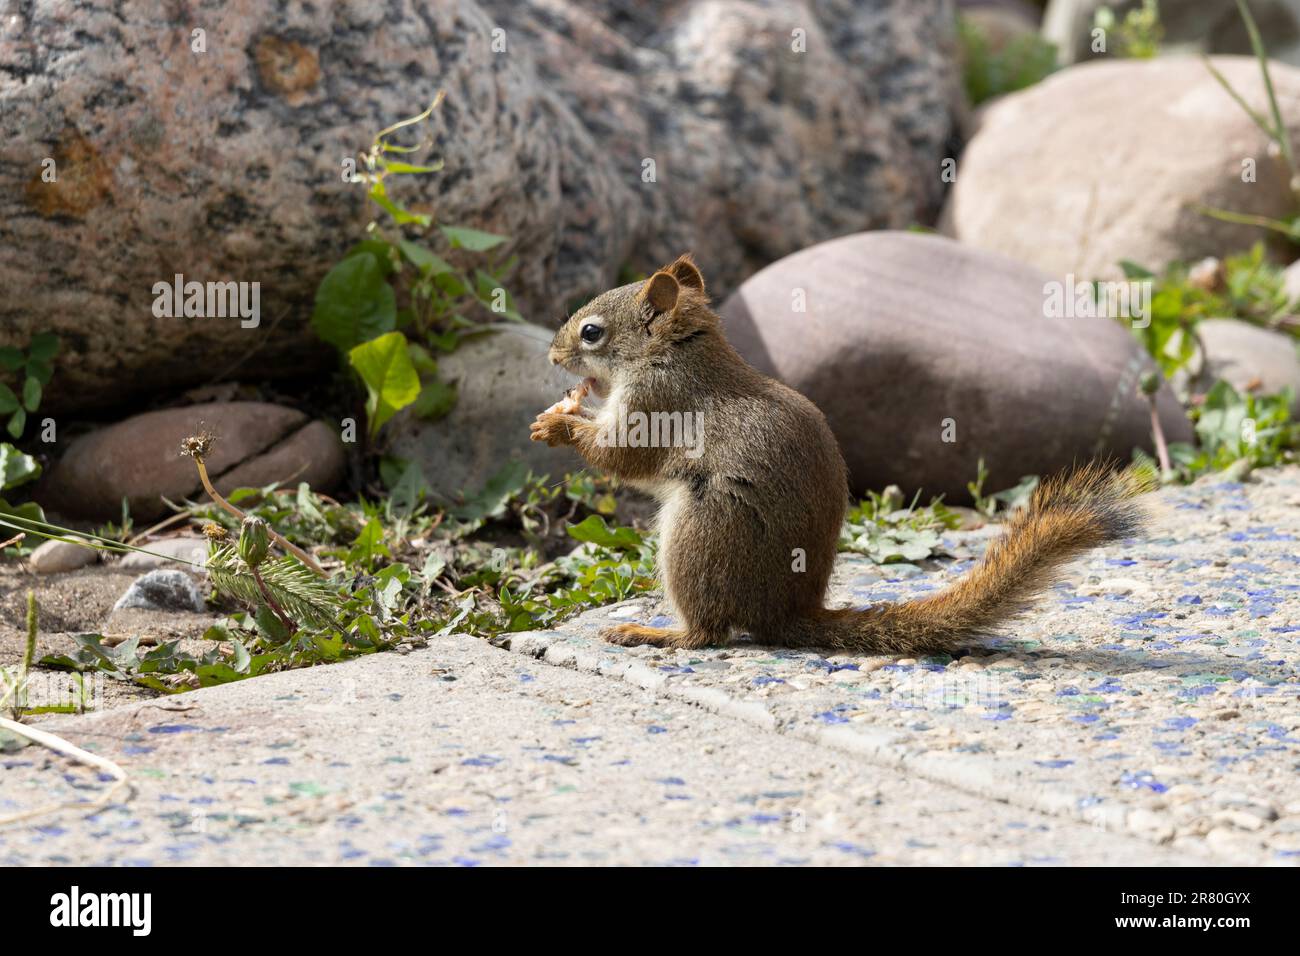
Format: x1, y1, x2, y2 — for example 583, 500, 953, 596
113, 569, 206, 613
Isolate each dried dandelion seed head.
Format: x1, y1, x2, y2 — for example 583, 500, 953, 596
181, 429, 217, 460
202, 522, 229, 542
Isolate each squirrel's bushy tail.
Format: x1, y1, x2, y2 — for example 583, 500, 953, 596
794, 462, 1155, 655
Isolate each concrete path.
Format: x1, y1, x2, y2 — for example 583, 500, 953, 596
2, 467, 1297, 865
502, 468, 1300, 865
2, 633, 1196, 866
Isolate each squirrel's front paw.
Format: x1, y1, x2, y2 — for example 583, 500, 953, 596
529, 411, 580, 447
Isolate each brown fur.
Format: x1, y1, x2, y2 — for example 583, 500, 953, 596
531, 256, 1153, 653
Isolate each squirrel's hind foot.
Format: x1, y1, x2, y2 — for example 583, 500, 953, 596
599, 623, 727, 649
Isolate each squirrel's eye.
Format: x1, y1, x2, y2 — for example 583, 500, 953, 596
580, 323, 604, 344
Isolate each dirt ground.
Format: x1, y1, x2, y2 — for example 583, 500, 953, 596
0, 561, 223, 711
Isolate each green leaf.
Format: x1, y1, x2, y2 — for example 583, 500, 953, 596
474, 270, 523, 320
386, 460, 426, 518
347, 331, 421, 438
24, 359, 53, 386
412, 377, 457, 421
383, 160, 445, 175
27, 333, 59, 362
368, 178, 432, 227
566, 515, 645, 550
344, 239, 399, 276
6, 408, 25, 440
311, 253, 397, 351
0, 443, 40, 490
345, 517, 391, 569
1118, 260, 1155, 280
0, 384, 17, 414
398, 240, 455, 276
0, 347, 23, 371
405, 342, 439, 377
21, 376, 40, 412
439, 225, 506, 252
450, 460, 529, 521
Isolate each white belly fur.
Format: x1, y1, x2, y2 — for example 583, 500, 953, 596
636, 478, 687, 613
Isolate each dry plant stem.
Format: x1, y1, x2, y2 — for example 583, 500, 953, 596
0, 716, 131, 827
192, 456, 325, 576
126, 510, 194, 546
1149, 397, 1173, 476
0, 532, 24, 550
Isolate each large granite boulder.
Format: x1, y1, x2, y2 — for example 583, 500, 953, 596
943, 57, 1300, 280
39, 402, 346, 521
718, 231, 1193, 500
0, 0, 961, 413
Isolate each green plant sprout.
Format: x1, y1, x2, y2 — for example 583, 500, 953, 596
312, 94, 523, 453
0, 333, 58, 439
1095, 0, 1163, 59
1198, 0, 1300, 241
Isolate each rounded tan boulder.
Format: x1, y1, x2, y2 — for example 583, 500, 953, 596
39, 402, 345, 521
944, 56, 1300, 279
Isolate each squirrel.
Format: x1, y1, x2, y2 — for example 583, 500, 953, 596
530, 253, 1152, 652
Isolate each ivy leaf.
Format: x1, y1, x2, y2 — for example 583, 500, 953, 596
383, 160, 445, 175
0, 442, 40, 490
344, 239, 399, 276
439, 225, 506, 252
474, 270, 523, 320
566, 515, 645, 550
347, 331, 421, 438
311, 253, 397, 351
398, 240, 455, 276
450, 460, 528, 522
27, 333, 59, 362
405, 342, 439, 377
412, 377, 457, 421
24, 359, 53, 385
21, 376, 40, 412
345, 517, 392, 569
368, 178, 432, 227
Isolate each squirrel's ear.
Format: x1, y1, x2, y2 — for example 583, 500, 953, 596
667, 253, 705, 296
641, 270, 680, 315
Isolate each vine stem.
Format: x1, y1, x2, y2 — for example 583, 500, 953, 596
192, 456, 326, 577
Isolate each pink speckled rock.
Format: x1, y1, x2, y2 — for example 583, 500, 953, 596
0, 0, 961, 412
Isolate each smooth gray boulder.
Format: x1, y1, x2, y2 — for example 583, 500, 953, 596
387, 325, 579, 501
1190, 319, 1300, 414
718, 230, 1193, 500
